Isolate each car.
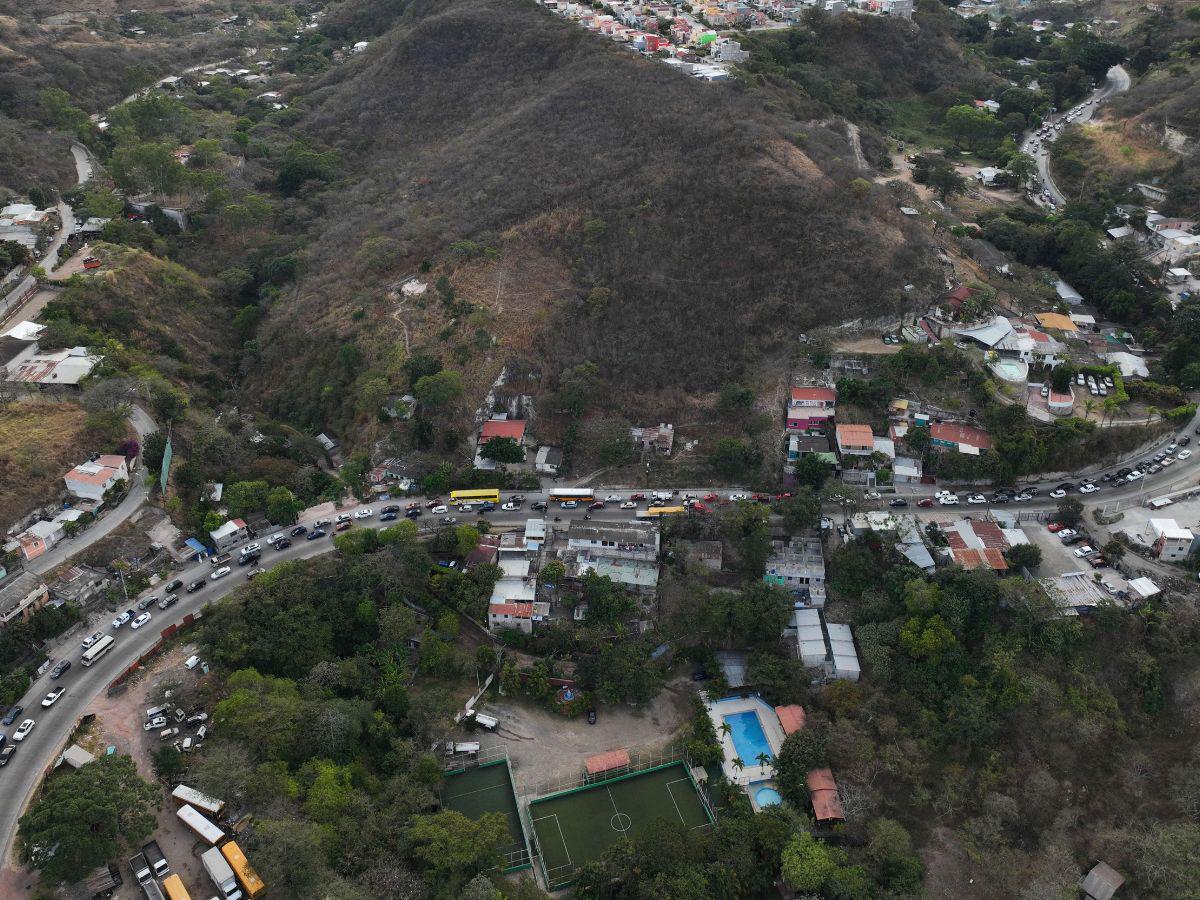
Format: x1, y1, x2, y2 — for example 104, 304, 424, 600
864, 491, 882, 500
13, 719, 34, 742
290, 525, 308, 537
530, 501, 548, 511
587, 709, 597, 725
240, 543, 261, 557
990, 494, 1010, 504
195, 724, 208, 741
1049, 489, 1066, 499
501, 502, 520, 511
380, 512, 399, 521
1073, 545, 1096, 558
404, 508, 423, 519
889, 498, 908, 508
479, 502, 497, 513
1062, 533, 1084, 546
1047, 522, 1065, 533
1013, 493, 1032, 502
917, 498, 934, 508
604, 495, 622, 503
1181, 436, 1192, 446
431, 505, 448, 515
1116, 468, 1132, 478
131, 613, 152, 630
51, 660, 71, 679
186, 713, 208, 726
561, 501, 578, 509
210, 566, 231, 580
1167, 443, 1179, 454
1162, 457, 1175, 467
1079, 483, 1098, 494
237, 552, 260, 566
703, 493, 719, 502
336, 512, 353, 523
112, 611, 132, 629
335, 520, 352, 532
246, 568, 265, 580
441, 516, 457, 525
0, 745, 14, 766
938, 494, 959, 505
307, 529, 326, 540
436, 559, 458, 569
42, 687, 65, 708
967, 494, 986, 504
728, 493, 748, 501
137, 595, 157, 611
508, 494, 527, 503
184, 655, 201, 670
1126, 471, 1144, 482
275, 537, 293, 549
81, 631, 104, 650
1101, 473, 1114, 482
354, 508, 374, 519
2, 706, 23, 726
186, 579, 205, 593
159, 594, 178, 610
1148, 463, 1163, 474
1180, 449, 1193, 460
1041, 385, 1049, 398
144, 715, 167, 731
1087, 554, 1107, 568
589, 501, 605, 510
616, 500, 635, 510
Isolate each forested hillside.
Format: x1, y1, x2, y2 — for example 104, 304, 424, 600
244, 0, 936, 420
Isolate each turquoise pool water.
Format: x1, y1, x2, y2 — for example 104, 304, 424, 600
754, 785, 782, 806
724, 710, 773, 765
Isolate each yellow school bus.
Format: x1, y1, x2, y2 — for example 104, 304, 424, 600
449, 488, 501, 503
161, 874, 192, 900
637, 506, 686, 518
220, 841, 266, 898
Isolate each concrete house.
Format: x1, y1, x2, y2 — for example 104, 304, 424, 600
0, 571, 50, 626
930, 422, 992, 455
786, 386, 836, 433
1149, 518, 1194, 561
567, 520, 660, 561
64, 454, 130, 502
209, 518, 249, 554
763, 538, 826, 608
834, 424, 874, 458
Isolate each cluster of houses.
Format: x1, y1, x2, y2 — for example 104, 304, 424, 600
3, 454, 131, 563
0, 320, 103, 388
0, 202, 55, 252
480, 518, 660, 633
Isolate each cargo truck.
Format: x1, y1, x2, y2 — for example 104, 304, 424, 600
201, 846, 244, 900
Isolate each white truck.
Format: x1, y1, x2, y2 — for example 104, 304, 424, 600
202, 845, 244, 900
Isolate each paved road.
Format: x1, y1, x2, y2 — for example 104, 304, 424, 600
27, 406, 158, 577
1024, 65, 1130, 207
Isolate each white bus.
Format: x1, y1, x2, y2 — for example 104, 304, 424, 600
176, 804, 224, 845
81, 635, 115, 667
547, 488, 595, 504
171, 784, 225, 817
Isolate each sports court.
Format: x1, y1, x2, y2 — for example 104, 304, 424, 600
441, 761, 529, 868
529, 762, 712, 888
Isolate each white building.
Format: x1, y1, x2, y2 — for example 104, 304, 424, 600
63, 454, 129, 501
566, 520, 659, 561
1149, 518, 1194, 561
209, 518, 249, 554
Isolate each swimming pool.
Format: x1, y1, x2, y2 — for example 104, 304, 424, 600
724, 710, 773, 765
753, 784, 782, 807
990, 358, 1028, 383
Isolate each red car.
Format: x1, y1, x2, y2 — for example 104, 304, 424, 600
752, 493, 771, 503
1047, 522, 1065, 533
917, 498, 934, 508
703, 493, 718, 502
82, 256, 102, 270
691, 501, 711, 513
589, 501, 605, 510
425, 499, 441, 509
630, 492, 647, 501
774, 492, 793, 501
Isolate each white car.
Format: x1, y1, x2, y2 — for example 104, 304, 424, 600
1126, 471, 1144, 482
967, 494, 986, 504
1079, 483, 1098, 494
131, 612, 152, 630
938, 494, 959, 505
864, 491, 881, 500
336, 513, 352, 523
354, 507, 374, 519
728, 493, 748, 501
240, 543, 261, 556
210, 566, 231, 580
1049, 489, 1066, 499
111, 611, 132, 629
12, 719, 34, 742
184, 655, 201, 670
431, 505, 448, 515
81, 631, 104, 650
501, 502, 519, 511
42, 687, 65, 708
604, 495, 622, 503
1073, 545, 1096, 558
266, 532, 285, 545
1179, 449, 1193, 460
620, 501, 637, 509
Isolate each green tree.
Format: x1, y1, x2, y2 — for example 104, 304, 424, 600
945, 104, 999, 151
151, 745, 183, 781
39, 87, 89, 131
265, 486, 301, 524
225, 480, 271, 518
580, 417, 635, 466
709, 437, 762, 481
414, 370, 464, 408
1006, 152, 1038, 186
781, 831, 835, 892
405, 810, 509, 892
792, 453, 833, 490
1006, 542, 1042, 571
1055, 496, 1084, 528
539, 559, 566, 586
479, 437, 524, 463
18, 755, 159, 881
780, 488, 821, 535
456, 524, 481, 557
1102, 539, 1125, 565
774, 727, 829, 805
867, 818, 924, 893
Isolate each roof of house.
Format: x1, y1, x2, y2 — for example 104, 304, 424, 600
950, 548, 1009, 571
930, 422, 992, 450
0, 571, 48, 617
489, 602, 534, 618
806, 768, 845, 821
585, 748, 631, 775
480, 419, 527, 442
835, 423, 874, 446
568, 520, 658, 546
1055, 280, 1084, 302
1150, 518, 1194, 541
954, 315, 1013, 348
210, 519, 247, 541
1080, 861, 1124, 900
790, 386, 836, 404
65, 461, 120, 485
1127, 576, 1160, 599
775, 705, 806, 735
1034, 312, 1078, 332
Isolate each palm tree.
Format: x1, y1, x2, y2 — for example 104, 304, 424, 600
756, 752, 771, 771
719, 722, 732, 740
1083, 398, 1096, 421
732, 757, 744, 774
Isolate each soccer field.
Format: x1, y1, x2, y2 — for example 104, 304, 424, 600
529, 763, 712, 888
441, 761, 529, 865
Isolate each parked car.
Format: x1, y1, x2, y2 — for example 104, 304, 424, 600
144, 715, 167, 731
354, 507, 374, 519
81, 631, 104, 650
589, 501, 605, 510
1180, 449, 1193, 460
237, 552, 261, 566
2, 706, 23, 726
158, 594, 178, 610
1079, 483, 1098, 494
275, 537, 293, 549
210, 567, 231, 580
246, 568, 265, 580
937, 494, 960, 505
111, 611, 132, 629
889, 498, 908, 507
240, 543, 261, 557
335, 520, 352, 532
186, 580, 205, 593
186, 713, 208, 727
381, 504, 401, 514
1047, 522, 1066, 533
307, 529, 327, 540
587, 709, 597, 725
290, 525, 308, 537
431, 505, 449, 515
530, 501, 548, 511
131, 613, 152, 630
42, 687, 66, 708
12, 719, 34, 742
1073, 545, 1096, 558
501, 502, 520, 511
137, 595, 157, 611
630, 493, 647, 501
184, 655, 201, 670
405, 508, 422, 518
967, 494, 986, 504
917, 498, 934, 508
1049, 489, 1066, 499
0, 745, 15, 766
159, 727, 180, 741
50, 660, 71, 679
379, 512, 398, 522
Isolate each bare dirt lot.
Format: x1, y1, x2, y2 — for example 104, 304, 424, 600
475, 673, 696, 795
833, 335, 904, 355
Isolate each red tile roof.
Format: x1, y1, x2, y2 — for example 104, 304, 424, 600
806, 768, 845, 822
775, 705, 807, 735
930, 422, 992, 450
480, 419, 526, 442
836, 423, 874, 446
585, 748, 631, 775
790, 387, 836, 404
490, 602, 533, 617
951, 548, 1008, 571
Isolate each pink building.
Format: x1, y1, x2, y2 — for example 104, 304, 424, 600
786, 386, 836, 433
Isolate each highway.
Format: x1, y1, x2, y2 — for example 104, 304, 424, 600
1023, 64, 1130, 207
4, 412, 1200, 876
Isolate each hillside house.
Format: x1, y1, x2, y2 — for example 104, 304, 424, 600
834, 424, 874, 458
631, 423, 674, 455
786, 433, 837, 473
209, 518, 249, 554
940, 518, 1009, 571
807, 769, 846, 824
64, 455, 129, 502
567, 520, 660, 561
930, 422, 992, 455
764, 538, 826, 607
488, 602, 535, 634
1149, 518, 1194, 561
995, 325, 1066, 367
475, 417, 528, 469
786, 386, 836, 433
0, 572, 50, 627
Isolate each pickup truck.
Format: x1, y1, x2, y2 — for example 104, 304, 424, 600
128, 852, 152, 884
141, 839, 169, 877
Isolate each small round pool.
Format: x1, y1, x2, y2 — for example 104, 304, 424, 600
755, 787, 782, 807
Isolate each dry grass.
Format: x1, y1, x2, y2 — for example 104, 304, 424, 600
0, 399, 91, 524
1081, 119, 1175, 178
